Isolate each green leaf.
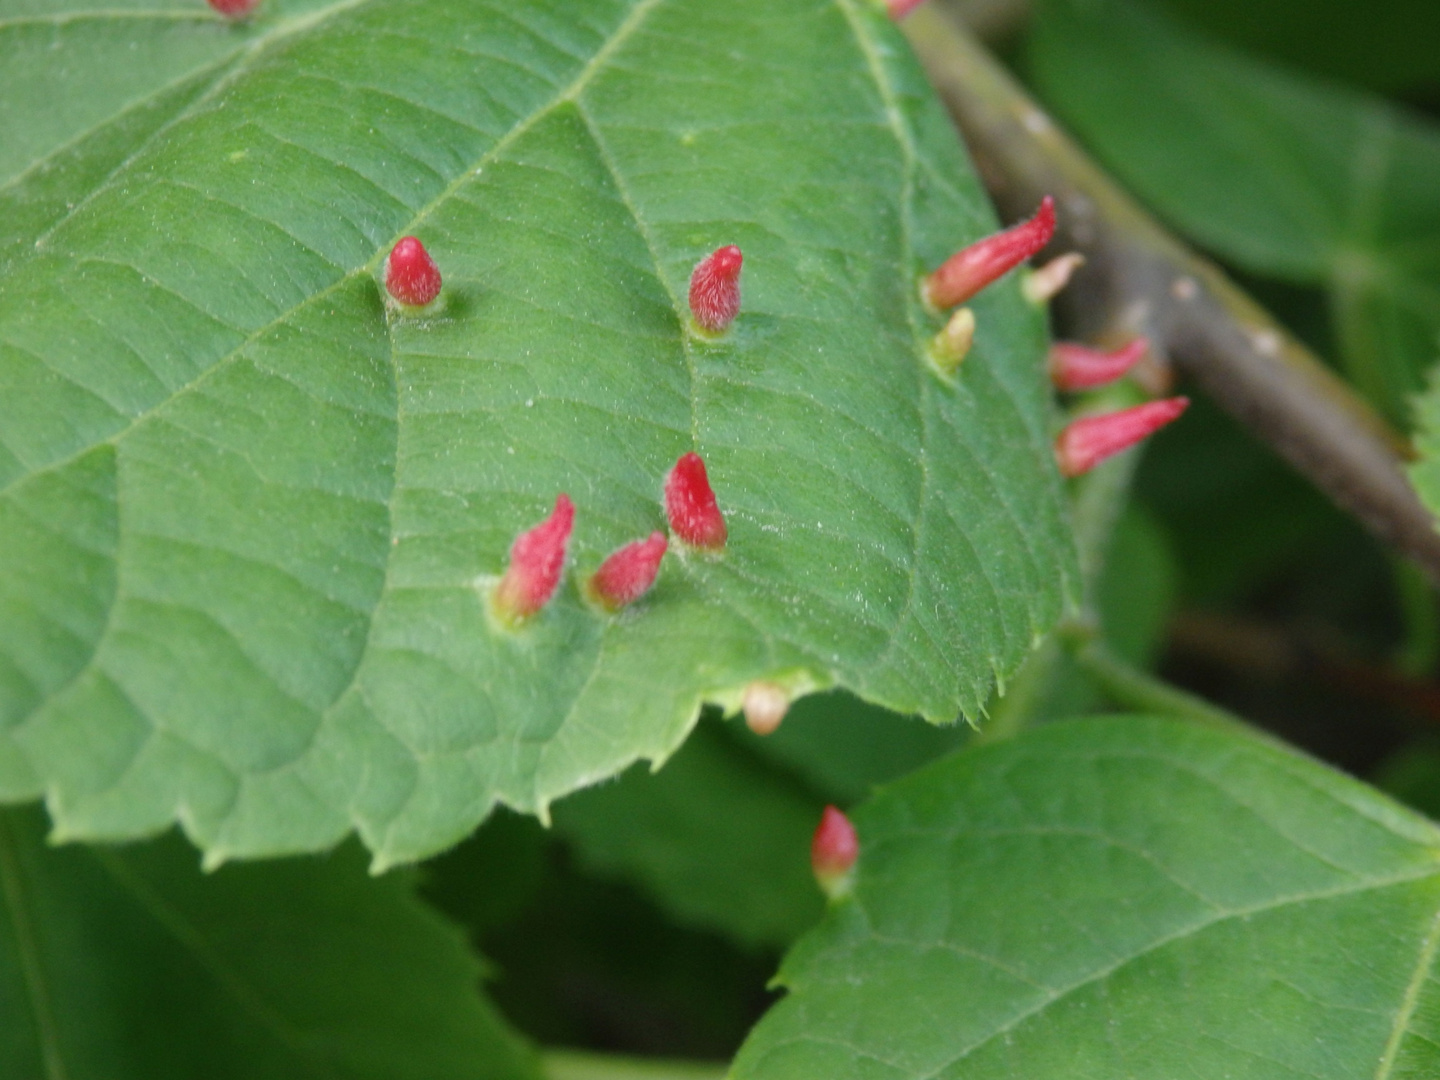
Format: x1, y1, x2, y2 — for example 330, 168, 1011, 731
1151, 0, 1440, 98
0, 0, 1073, 867
0, 806, 538, 1080
1029, 0, 1440, 422
733, 716, 1440, 1080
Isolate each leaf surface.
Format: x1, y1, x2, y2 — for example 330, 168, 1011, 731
0, 0, 1073, 866
0, 806, 538, 1079
732, 716, 1440, 1080
1029, 0, 1440, 423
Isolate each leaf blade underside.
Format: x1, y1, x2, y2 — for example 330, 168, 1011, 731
0, 805, 539, 1080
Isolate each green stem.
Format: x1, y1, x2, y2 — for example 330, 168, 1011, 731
542, 1051, 728, 1080
1066, 633, 1246, 732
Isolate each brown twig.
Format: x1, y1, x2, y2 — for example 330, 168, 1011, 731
1168, 611, 1440, 729
903, 6, 1440, 586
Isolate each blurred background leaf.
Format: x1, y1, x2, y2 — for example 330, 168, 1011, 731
1149, 0, 1440, 104
0, 806, 537, 1080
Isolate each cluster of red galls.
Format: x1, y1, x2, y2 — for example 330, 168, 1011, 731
490, 451, 726, 626
384, 195, 1184, 533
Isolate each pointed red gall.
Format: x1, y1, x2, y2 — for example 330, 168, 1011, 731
924, 196, 1056, 309
1055, 397, 1189, 478
688, 245, 743, 334
493, 494, 574, 624
665, 452, 727, 550
887, 0, 928, 19
589, 532, 668, 611
743, 681, 790, 736
208, 0, 260, 16
384, 236, 442, 308
1050, 338, 1150, 392
811, 805, 859, 899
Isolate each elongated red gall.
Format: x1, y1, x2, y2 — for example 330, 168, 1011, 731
688, 245, 743, 334
589, 532, 668, 611
811, 805, 858, 899
1055, 397, 1189, 477
924, 196, 1056, 309
384, 236, 442, 308
1050, 338, 1150, 392
208, 0, 259, 16
665, 452, 727, 550
492, 495, 574, 625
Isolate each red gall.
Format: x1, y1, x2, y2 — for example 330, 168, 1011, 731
665, 452, 727, 550
589, 532, 668, 611
492, 494, 574, 625
208, 0, 259, 16
924, 196, 1056, 309
811, 805, 859, 899
1049, 338, 1150, 392
930, 307, 975, 377
688, 245, 743, 334
384, 236, 442, 309
1055, 397, 1189, 478
742, 681, 789, 736
1022, 252, 1085, 304
887, 0, 928, 19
